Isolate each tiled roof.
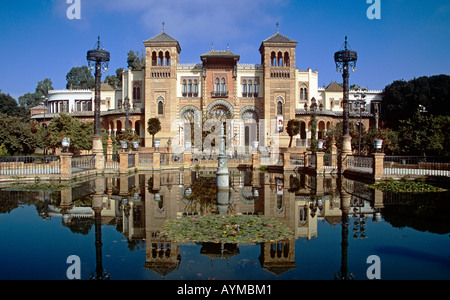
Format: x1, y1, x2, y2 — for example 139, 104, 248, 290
263, 32, 297, 44
144, 31, 181, 52
325, 81, 343, 92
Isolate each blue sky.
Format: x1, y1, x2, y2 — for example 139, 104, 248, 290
1, 0, 449, 100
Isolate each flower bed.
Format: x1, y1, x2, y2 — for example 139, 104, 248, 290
160, 214, 292, 244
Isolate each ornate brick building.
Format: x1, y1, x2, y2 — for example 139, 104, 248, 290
32, 27, 381, 151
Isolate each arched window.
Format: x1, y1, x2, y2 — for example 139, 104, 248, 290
254, 80, 259, 96
278, 52, 283, 67
215, 78, 220, 92
242, 80, 247, 95
221, 78, 226, 92
284, 52, 290, 67
165, 51, 171, 66
182, 79, 187, 95
133, 83, 141, 101
193, 80, 198, 95
152, 52, 157, 66
158, 51, 164, 66
277, 101, 283, 115
157, 96, 164, 115
248, 80, 254, 94
188, 79, 192, 94
271, 52, 276, 67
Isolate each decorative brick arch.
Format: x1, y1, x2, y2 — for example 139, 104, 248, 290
206, 100, 234, 118
239, 105, 261, 120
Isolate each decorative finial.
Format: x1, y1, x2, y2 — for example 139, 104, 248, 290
344, 36, 348, 49
211, 42, 214, 51
227, 43, 229, 51
162, 21, 165, 32
276, 22, 279, 33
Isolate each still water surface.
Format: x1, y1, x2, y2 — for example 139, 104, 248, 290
0, 171, 449, 280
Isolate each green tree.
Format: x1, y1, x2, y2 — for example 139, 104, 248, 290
18, 78, 54, 110
286, 119, 301, 148
147, 117, 161, 147
381, 75, 450, 129
0, 113, 43, 155
127, 50, 145, 70
397, 109, 445, 156
66, 66, 95, 90
104, 68, 124, 89
0, 92, 25, 117
46, 113, 93, 153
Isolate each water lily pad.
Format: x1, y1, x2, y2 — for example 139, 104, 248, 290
159, 214, 293, 244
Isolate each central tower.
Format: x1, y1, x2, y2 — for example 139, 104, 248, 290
259, 27, 298, 148
143, 27, 181, 147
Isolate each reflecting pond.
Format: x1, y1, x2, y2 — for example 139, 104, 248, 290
0, 171, 449, 280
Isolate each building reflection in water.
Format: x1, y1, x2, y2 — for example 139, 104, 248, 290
13, 170, 386, 279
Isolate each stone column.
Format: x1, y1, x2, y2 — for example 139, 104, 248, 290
373, 153, 385, 180
60, 153, 72, 179
315, 152, 324, 175
119, 151, 129, 174
153, 152, 161, 170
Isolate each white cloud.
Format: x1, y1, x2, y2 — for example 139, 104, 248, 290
89, 0, 285, 49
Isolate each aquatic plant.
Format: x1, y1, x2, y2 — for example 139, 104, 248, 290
159, 214, 292, 244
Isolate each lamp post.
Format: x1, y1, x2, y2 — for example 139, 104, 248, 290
305, 97, 323, 152
334, 36, 357, 154
87, 36, 110, 160
124, 96, 131, 131
354, 87, 367, 155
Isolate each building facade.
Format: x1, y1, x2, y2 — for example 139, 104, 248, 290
31, 28, 381, 151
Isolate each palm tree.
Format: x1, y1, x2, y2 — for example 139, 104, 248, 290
286, 119, 301, 147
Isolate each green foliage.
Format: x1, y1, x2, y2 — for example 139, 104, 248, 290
0, 144, 9, 156
324, 122, 398, 155
0, 113, 43, 155
104, 68, 124, 89
18, 78, 53, 111
367, 179, 446, 193
0, 92, 25, 117
381, 75, 450, 129
46, 113, 93, 152
116, 129, 141, 150
127, 50, 145, 70
397, 109, 449, 156
65, 66, 95, 89
147, 117, 161, 147
160, 214, 293, 244
286, 119, 301, 147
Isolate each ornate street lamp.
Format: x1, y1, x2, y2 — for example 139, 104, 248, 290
354, 87, 367, 155
334, 36, 357, 154
87, 36, 110, 156
305, 97, 323, 152
124, 96, 131, 131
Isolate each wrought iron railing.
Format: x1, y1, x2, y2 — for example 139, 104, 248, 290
0, 155, 60, 176
384, 156, 450, 176
324, 153, 338, 169
105, 154, 119, 169
72, 155, 95, 173
289, 153, 304, 166
347, 155, 373, 174
128, 153, 135, 168
138, 153, 153, 166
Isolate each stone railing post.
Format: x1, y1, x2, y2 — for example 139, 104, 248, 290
153, 152, 161, 170
60, 153, 72, 179
283, 152, 290, 170
119, 151, 129, 174
184, 153, 192, 168
373, 153, 385, 180
316, 151, 324, 174
252, 153, 260, 169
